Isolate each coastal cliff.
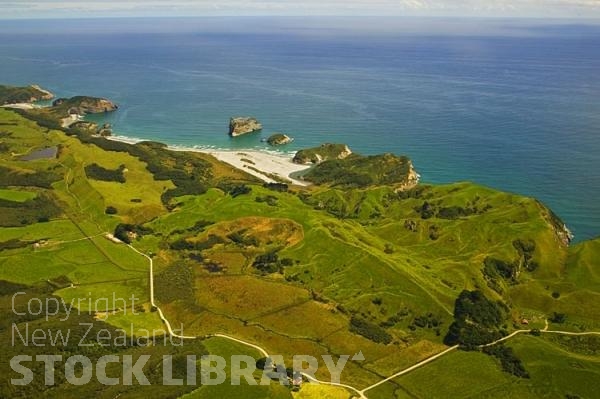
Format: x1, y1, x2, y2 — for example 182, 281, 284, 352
52, 96, 118, 114
229, 117, 262, 137
0, 84, 54, 105
2, 87, 119, 131
293, 143, 352, 164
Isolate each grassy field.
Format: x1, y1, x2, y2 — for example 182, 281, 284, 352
181, 337, 294, 399
389, 334, 600, 399
0, 106, 598, 398
0, 188, 37, 202
143, 174, 598, 390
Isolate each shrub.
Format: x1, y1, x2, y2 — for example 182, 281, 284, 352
263, 183, 288, 192
437, 206, 474, 219
384, 244, 394, 254
484, 257, 516, 280
419, 201, 435, 219
105, 206, 118, 215
454, 290, 506, 328
444, 290, 508, 348
84, 163, 126, 183
349, 316, 392, 344
0, 166, 61, 189
253, 252, 280, 274
0, 239, 33, 251
483, 344, 529, 378
513, 238, 538, 271
550, 312, 567, 324
0, 193, 62, 227
113, 223, 153, 244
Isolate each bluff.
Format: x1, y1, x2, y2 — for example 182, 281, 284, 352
229, 117, 262, 137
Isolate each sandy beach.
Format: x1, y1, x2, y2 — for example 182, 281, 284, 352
108, 136, 311, 186
206, 149, 311, 186
2, 101, 308, 186
1, 103, 37, 110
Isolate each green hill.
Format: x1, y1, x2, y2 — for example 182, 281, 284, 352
302, 152, 418, 189
0, 97, 598, 399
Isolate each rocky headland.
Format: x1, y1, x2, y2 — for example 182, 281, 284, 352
295, 145, 419, 189
52, 96, 118, 115
293, 143, 352, 164
0, 84, 54, 105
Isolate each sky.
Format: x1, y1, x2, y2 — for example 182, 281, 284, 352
2, 0, 600, 19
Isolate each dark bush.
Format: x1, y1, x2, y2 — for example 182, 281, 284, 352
483, 344, 529, 378
0, 193, 62, 227
0, 166, 61, 189
253, 252, 280, 274
84, 163, 126, 183
484, 257, 516, 280
419, 201, 435, 219
105, 206, 118, 215
0, 239, 34, 251
349, 316, 392, 344
444, 290, 508, 348
263, 183, 288, 192
228, 184, 252, 198
113, 223, 153, 244
552, 291, 561, 299
437, 206, 470, 219
550, 312, 566, 324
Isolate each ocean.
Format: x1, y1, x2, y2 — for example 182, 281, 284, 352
0, 17, 598, 241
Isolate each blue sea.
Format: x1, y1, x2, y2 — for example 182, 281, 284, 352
0, 17, 599, 241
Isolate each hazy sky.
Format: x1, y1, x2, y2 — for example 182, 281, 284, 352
2, 0, 600, 19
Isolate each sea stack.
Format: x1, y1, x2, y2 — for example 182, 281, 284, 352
267, 133, 293, 146
229, 117, 262, 137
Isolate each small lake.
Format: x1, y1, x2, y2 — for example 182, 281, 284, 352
20, 146, 57, 161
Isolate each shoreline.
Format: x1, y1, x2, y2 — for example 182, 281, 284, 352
106, 134, 312, 187
0, 94, 311, 186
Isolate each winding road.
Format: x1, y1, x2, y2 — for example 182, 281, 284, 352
124, 239, 600, 398
55, 154, 600, 398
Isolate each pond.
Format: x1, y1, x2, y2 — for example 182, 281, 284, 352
20, 146, 58, 161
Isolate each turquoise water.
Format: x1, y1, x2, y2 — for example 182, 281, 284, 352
0, 17, 599, 241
